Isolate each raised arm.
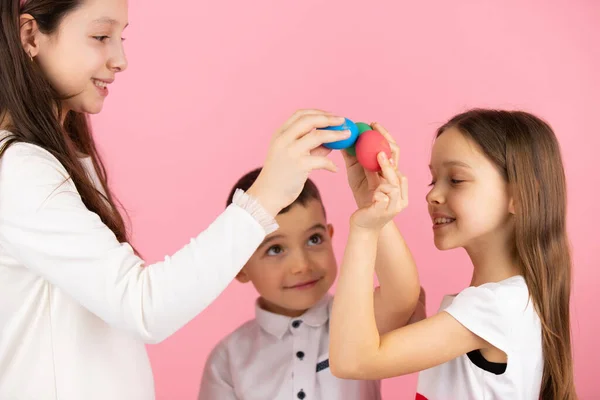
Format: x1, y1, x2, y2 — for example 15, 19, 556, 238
342, 123, 420, 333
0, 110, 350, 343
330, 153, 488, 379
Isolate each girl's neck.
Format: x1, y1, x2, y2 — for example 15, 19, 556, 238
465, 230, 521, 287
59, 105, 88, 158
60, 106, 68, 126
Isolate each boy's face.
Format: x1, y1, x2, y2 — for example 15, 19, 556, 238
237, 199, 337, 317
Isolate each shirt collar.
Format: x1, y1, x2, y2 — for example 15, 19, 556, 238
255, 293, 332, 339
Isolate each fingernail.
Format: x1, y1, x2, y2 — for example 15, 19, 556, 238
378, 152, 387, 162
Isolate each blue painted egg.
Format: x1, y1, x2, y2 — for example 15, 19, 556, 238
322, 118, 359, 150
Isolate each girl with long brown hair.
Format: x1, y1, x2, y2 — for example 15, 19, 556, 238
330, 109, 576, 400
0, 0, 351, 398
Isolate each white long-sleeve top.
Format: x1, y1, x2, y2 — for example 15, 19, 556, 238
0, 132, 277, 400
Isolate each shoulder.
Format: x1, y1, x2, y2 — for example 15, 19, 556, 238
0, 133, 66, 171
446, 276, 529, 311
480, 275, 528, 294
0, 137, 74, 211
442, 276, 533, 352
478, 276, 531, 313
0, 137, 70, 182
209, 318, 262, 360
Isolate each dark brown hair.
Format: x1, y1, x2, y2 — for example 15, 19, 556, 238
0, 0, 130, 243
438, 109, 576, 400
226, 167, 326, 218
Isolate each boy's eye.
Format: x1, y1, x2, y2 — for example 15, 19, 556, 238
307, 234, 323, 246
266, 245, 283, 256
428, 180, 436, 187
93, 36, 110, 42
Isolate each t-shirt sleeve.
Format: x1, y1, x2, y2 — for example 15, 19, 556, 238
442, 286, 510, 353
0, 142, 274, 344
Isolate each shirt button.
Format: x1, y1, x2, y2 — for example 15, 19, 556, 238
297, 389, 306, 399
296, 351, 305, 360
292, 320, 302, 328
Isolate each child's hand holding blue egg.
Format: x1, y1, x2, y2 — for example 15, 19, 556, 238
321, 117, 392, 172
322, 118, 360, 150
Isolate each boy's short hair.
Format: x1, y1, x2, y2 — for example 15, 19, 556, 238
226, 167, 326, 218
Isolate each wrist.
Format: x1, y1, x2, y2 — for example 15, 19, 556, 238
348, 222, 381, 241
232, 189, 279, 235
246, 183, 281, 218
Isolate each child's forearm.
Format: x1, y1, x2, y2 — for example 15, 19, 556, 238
374, 221, 421, 330
330, 226, 380, 377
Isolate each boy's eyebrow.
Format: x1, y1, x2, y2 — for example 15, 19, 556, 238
306, 223, 327, 233
258, 223, 327, 248
258, 234, 285, 249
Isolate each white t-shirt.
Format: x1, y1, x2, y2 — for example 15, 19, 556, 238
198, 294, 381, 400
416, 276, 543, 400
0, 133, 277, 400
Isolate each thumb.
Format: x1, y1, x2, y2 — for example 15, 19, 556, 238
372, 191, 389, 212
310, 145, 333, 157
305, 155, 338, 173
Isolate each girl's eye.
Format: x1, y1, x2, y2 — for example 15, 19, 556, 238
266, 245, 283, 256
429, 179, 464, 186
93, 36, 110, 42
307, 234, 323, 246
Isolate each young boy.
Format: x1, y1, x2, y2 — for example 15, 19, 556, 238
198, 167, 424, 400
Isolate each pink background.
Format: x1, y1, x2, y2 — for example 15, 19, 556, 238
91, 1, 599, 398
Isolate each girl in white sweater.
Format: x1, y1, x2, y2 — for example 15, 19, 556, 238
0, 0, 351, 398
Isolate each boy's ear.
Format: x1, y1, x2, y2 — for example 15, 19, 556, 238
327, 223, 334, 238
20, 14, 41, 59
235, 267, 250, 283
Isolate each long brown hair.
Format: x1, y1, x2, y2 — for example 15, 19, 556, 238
0, 0, 129, 243
438, 109, 576, 400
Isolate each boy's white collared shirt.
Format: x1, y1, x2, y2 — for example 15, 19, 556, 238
198, 294, 381, 400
